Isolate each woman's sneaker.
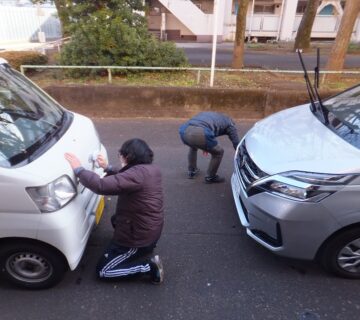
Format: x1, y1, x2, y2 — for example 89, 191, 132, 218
188, 168, 200, 179
150, 255, 164, 284
205, 175, 225, 184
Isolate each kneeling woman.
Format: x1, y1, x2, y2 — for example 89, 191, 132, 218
65, 138, 164, 284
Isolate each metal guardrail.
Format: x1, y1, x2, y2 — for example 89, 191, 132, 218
20, 64, 360, 85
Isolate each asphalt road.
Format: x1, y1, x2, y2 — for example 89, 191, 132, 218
1, 119, 360, 320
179, 43, 360, 70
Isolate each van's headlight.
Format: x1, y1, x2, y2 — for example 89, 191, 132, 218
26, 175, 77, 212
254, 171, 354, 202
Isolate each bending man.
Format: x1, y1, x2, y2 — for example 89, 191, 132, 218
179, 111, 240, 184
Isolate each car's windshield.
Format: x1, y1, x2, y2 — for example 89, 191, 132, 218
0, 64, 68, 168
320, 84, 360, 149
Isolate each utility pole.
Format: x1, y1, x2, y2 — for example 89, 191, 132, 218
210, 0, 219, 87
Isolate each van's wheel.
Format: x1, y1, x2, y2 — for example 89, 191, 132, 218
0, 242, 68, 289
320, 227, 360, 279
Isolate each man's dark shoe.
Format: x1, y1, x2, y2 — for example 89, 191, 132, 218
188, 168, 200, 179
150, 255, 164, 284
205, 175, 225, 184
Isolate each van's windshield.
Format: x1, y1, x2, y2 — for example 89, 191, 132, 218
320, 84, 360, 149
0, 65, 72, 168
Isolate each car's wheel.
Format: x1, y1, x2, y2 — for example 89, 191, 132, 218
0, 242, 68, 289
320, 227, 360, 279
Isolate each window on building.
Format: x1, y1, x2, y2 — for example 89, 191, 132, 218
232, 1, 238, 15
296, 0, 307, 14
194, 0, 213, 14
146, 0, 160, 16
148, 7, 161, 16
319, 4, 335, 15
254, 4, 275, 14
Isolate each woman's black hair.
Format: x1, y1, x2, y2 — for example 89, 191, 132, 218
119, 138, 154, 166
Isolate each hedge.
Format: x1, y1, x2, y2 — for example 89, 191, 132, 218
0, 51, 48, 70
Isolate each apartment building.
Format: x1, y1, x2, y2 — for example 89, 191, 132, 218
146, 0, 360, 42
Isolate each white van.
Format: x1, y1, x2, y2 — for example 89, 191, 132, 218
0, 59, 107, 289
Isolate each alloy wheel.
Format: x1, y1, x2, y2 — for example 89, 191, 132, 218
337, 238, 360, 273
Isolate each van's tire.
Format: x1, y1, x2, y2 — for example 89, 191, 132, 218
320, 227, 360, 279
0, 242, 68, 289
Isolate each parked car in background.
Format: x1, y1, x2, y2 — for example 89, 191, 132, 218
0, 58, 107, 289
231, 81, 360, 279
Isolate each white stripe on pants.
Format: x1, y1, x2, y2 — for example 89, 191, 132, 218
99, 247, 151, 278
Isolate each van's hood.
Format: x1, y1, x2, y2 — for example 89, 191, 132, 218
245, 104, 360, 175
15, 112, 105, 184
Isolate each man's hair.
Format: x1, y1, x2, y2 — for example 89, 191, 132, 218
119, 138, 154, 165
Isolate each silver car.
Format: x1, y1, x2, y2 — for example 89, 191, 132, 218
231, 84, 360, 279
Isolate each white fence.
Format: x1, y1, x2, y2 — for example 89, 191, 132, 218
248, 15, 280, 32
0, 5, 61, 43
20, 65, 360, 87
293, 15, 342, 38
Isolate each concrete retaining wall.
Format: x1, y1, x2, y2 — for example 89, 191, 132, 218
44, 85, 340, 119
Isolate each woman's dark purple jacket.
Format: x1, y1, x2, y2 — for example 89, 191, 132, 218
76, 164, 164, 248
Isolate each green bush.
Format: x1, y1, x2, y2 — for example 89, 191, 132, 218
59, 1, 187, 76
0, 51, 48, 70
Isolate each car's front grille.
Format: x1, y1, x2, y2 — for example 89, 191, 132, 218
236, 141, 267, 191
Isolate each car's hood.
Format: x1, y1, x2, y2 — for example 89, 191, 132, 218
245, 104, 360, 175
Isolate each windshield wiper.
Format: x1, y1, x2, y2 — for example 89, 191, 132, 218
0, 116, 13, 124
26, 130, 58, 163
0, 109, 42, 121
26, 113, 67, 163
296, 49, 329, 125
0, 108, 61, 128
340, 116, 359, 134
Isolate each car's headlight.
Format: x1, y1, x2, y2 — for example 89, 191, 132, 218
26, 175, 77, 212
254, 171, 355, 202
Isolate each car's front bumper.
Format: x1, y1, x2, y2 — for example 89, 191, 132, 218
231, 171, 341, 260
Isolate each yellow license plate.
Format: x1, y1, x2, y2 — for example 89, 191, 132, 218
95, 196, 105, 224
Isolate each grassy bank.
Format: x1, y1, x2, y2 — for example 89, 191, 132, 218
28, 68, 359, 92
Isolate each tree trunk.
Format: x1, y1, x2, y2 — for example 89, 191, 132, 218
326, 0, 360, 71
232, 0, 250, 69
54, 0, 71, 37
293, 0, 320, 52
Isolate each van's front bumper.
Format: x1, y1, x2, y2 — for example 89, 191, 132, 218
36, 189, 104, 270
231, 170, 341, 261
